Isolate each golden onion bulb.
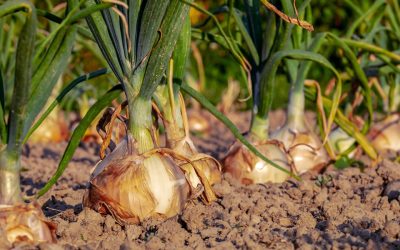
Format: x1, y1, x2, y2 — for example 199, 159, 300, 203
28, 111, 68, 143
328, 126, 356, 157
272, 123, 328, 174
188, 112, 210, 134
0, 202, 56, 247
223, 140, 292, 184
84, 137, 190, 224
370, 113, 400, 154
171, 137, 221, 188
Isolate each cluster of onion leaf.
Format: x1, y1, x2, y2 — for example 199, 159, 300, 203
357, 1, 400, 158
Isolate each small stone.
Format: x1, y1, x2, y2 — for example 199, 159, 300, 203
279, 217, 292, 227
383, 180, 400, 201
250, 215, 261, 224
298, 212, 316, 229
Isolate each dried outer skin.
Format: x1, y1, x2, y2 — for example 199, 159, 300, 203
84, 142, 190, 225
223, 140, 292, 185
90, 135, 132, 180
369, 113, 400, 155
172, 137, 221, 187
0, 202, 56, 247
272, 123, 329, 174
169, 137, 221, 203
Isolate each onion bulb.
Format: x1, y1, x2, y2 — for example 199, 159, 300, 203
223, 139, 292, 184
188, 110, 210, 134
28, 110, 68, 143
168, 136, 221, 202
369, 113, 400, 155
272, 121, 328, 174
0, 202, 56, 247
172, 137, 221, 187
84, 136, 190, 224
328, 126, 356, 157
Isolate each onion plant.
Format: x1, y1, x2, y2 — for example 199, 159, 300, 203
59, 0, 225, 225
190, 0, 344, 183
153, 18, 221, 198
0, 0, 118, 245
0, 0, 76, 245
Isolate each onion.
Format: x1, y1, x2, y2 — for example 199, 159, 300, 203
160, 93, 220, 201
172, 137, 221, 187
328, 126, 356, 157
169, 136, 221, 202
272, 121, 328, 174
0, 202, 56, 246
84, 136, 190, 224
28, 110, 68, 143
188, 112, 210, 134
223, 139, 292, 184
369, 113, 400, 155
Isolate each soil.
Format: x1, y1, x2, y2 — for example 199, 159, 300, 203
18, 110, 400, 249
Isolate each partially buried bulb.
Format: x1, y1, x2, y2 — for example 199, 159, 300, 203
83, 136, 190, 224
272, 123, 328, 174
369, 113, 400, 155
0, 202, 56, 247
223, 139, 292, 184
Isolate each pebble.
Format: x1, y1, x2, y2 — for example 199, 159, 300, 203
383, 180, 400, 201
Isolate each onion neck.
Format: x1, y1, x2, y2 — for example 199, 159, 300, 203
0, 149, 22, 205
249, 114, 269, 142
249, 68, 270, 142
128, 97, 155, 154
287, 81, 306, 131
164, 98, 186, 149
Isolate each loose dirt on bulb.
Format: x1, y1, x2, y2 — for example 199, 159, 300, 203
20, 111, 400, 249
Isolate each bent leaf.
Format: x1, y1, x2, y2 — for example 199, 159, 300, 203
37, 85, 123, 197
23, 68, 110, 144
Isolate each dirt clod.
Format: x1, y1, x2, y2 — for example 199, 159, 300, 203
384, 180, 400, 201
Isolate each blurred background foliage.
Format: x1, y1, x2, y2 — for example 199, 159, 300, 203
1, 0, 398, 113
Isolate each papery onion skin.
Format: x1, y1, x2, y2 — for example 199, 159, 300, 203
370, 114, 400, 155
272, 124, 328, 174
84, 142, 190, 225
223, 141, 292, 184
172, 138, 221, 188
0, 202, 56, 247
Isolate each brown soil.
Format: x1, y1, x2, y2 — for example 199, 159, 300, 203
19, 110, 400, 249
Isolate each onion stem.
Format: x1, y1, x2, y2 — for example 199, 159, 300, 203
129, 97, 155, 153
287, 80, 306, 130
158, 86, 186, 148
250, 115, 269, 141
0, 151, 22, 205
